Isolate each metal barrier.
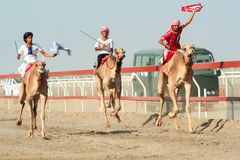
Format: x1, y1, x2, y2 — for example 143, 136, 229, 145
0, 60, 240, 119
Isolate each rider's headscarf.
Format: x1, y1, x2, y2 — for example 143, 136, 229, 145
100, 26, 110, 34
167, 20, 181, 32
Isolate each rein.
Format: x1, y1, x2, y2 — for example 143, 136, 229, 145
106, 55, 116, 69
106, 60, 116, 69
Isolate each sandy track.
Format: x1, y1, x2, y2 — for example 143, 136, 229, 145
0, 107, 240, 160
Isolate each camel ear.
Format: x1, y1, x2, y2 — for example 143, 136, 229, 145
114, 48, 117, 53
182, 44, 187, 51
182, 44, 186, 49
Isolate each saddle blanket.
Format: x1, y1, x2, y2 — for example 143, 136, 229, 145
101, 55, 109, 65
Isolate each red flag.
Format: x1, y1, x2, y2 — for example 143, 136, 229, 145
181, 3, 203, 12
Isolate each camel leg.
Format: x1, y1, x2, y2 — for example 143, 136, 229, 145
168, 85, 179, 118
110, 89, 120, 114
95, 75, 110, 127
156, 71, 167, 126
40, 94, 47, 139
33, 96, 39, 129
16, 82, 26, 126
101, 92, 110, 127
110, 89, 121, 122
27, 98, 34, 138
156, 93, 165, 126
107, 89, 114, 108
185, 83, 193, 133
168, 85, 180, 131
114, 97, 121, 122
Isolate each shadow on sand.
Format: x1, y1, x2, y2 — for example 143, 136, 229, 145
142, 113, 168, 127
195, 119, 228, 133
67, 129, 138, 136
0, 118, 16, 122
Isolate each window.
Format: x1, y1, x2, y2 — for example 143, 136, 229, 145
135, 55, 142, 66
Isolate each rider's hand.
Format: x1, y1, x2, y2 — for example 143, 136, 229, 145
102, 44, 106, 49
52, 53, 58, 57
165, 45, 170, 50
194, 7, 201, 13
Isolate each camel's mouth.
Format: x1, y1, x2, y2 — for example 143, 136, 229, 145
188, 51, 194, 56
115, 48, 126, 60
36, 61, 47, 74
38, 68, 46, 74
183, 46, 195, 56
120, 53, 126, 59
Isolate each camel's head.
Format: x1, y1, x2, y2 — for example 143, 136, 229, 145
115, 48, 126, 61
182, 44, 195, 56
35, 60, 47, 74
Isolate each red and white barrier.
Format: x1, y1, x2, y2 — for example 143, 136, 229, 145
0, 60, 240, 102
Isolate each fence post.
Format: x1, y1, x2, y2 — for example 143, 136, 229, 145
7, 99, 10, 110
64, 100, 67, 112
204, 88, 208, 118
192, 77, 201, 118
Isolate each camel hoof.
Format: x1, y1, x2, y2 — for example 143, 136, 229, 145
16, 120, 22, 126
110, 111, 116, 117
42, 135, 47, 139
189, 129, 195, 133
27, 130, 34, 138
115, 114, 121, 123
105, 104, 111, 108
175, 127, 180, 131
105, 124, 110, 128
156, 120, 162, 126
168, 112, 177, 119
27, 133, 34, 138
41, 131, 46, 139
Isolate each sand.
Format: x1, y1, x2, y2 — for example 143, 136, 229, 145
0, 107, 240, 160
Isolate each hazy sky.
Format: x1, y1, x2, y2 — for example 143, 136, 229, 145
1, 0, 239, 74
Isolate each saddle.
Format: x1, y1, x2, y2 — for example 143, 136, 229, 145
25, 63, 35, 73
101, 55, 109, 65
163, 50, 176, 63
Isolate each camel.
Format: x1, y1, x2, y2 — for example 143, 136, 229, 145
156, 44, 195, 132
95, 48, 126, 127
16, 60, 48, 138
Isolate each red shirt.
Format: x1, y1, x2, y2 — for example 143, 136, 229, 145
162, 26, 183, 51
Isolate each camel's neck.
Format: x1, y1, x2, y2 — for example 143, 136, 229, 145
184, 55, 193, 67
116, 59, 123, 73
174, 51, 193, 67
26, 66, 45, 86
172, 52, 185, 64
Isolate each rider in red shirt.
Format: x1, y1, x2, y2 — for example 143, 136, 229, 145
158, 9, 200, 65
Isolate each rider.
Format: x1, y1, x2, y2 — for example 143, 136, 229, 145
158, 9, 200, 65
94, 26, 113, 70
17, 32, 57, 77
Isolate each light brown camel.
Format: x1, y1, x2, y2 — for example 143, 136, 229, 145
16, 60, 48, 138
95, 48, 125, 127
156, 44, 195, 132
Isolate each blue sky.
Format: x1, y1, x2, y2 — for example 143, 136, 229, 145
1, 0, 240, 74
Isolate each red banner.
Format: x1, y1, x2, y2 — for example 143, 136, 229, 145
181, 3, 203, 12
